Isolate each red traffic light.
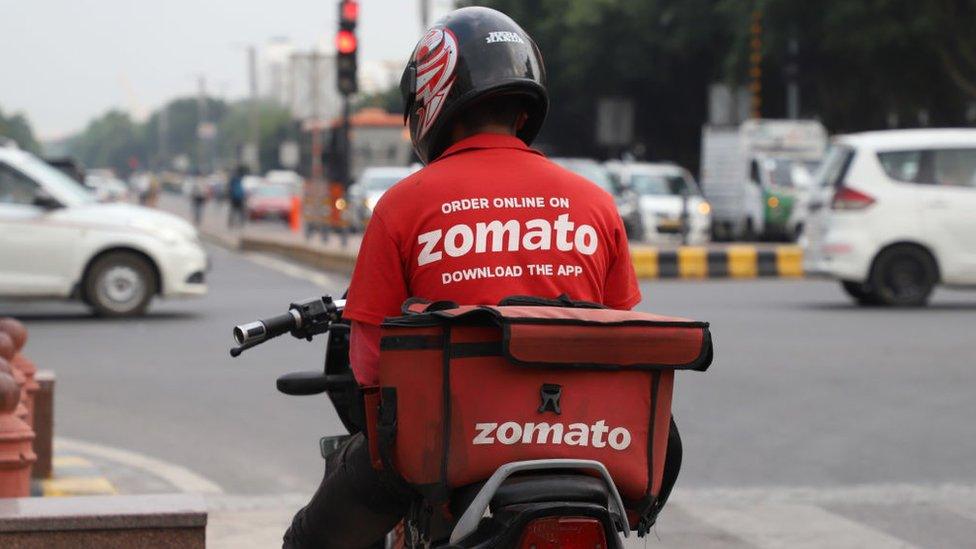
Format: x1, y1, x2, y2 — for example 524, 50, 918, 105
340, 0, 358, 24
336, 29, 357, 55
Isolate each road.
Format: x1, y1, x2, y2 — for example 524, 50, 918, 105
3, 242, 976, 547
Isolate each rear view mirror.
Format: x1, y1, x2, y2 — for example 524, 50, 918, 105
32, 189, 63, 210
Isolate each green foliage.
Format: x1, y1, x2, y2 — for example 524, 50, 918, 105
217, 100, 296, 171
67, 96, 296, 176
0, 107, 42, 153
463, 0, 976, 169
68, 110, 144, 175
463, 0, 728, 168
356, 86, 405, 114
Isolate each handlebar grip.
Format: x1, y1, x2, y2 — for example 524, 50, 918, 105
233, 311, 298, 345
262, 311, 299, 338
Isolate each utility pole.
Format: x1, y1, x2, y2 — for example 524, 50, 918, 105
247, 45, 261, 173
749, 9, 762, 119
196, 75, 209, 173
420, 0, 431, 31
785, 31, 800, 119
157, 103, 169, 171
309, 51, 323, 184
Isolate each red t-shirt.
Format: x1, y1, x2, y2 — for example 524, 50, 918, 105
345, 133, 641, 381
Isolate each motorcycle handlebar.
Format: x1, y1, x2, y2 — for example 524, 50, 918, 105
230, 296, 344, 357
233, 310, 301, 346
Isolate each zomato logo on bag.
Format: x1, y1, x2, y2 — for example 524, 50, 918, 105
472, 420, 632, 450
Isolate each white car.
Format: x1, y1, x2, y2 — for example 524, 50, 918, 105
610, 162, 711, 245
84, 173, 131, 203
803, 129, 976, 306
0, 147, 208, 316
345, 166, 419, 231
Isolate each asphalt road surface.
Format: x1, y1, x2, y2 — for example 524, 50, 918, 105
4, 243, 976, 547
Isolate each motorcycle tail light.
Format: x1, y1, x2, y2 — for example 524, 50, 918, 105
517, 516, 608, 549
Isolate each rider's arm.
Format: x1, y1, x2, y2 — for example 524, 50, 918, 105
344, 213, 408, 325
603, 220, 642, 310
345, 212, 407, 386
349, 320, 381, 386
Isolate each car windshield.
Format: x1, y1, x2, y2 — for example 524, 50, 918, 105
762, 157, 825, 188
629, 173, 700, 196
253, 185, 291, 197
16, 153, 96, 205
361, 174, 403, 191
553, 160, 615, 194
812, 145, 855, 188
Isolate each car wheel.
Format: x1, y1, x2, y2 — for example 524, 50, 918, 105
83, 252, 156, 317
869, 246, 937, 307
840, 280, 879, 306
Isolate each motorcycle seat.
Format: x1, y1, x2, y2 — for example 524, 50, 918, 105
489, 473, 610, 510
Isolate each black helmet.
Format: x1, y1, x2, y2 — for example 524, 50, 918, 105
400, 6, 548, 164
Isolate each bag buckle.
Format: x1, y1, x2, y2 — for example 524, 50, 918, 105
538, 383, 562, 415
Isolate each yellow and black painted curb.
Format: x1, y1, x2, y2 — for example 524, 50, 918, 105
32, 455, 116, 497
631, 245, 803, 279
229, 230, 805, 281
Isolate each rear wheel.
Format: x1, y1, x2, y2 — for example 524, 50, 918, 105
841, 280, 879, 306
83, 252, 156, 317
869, 246, 938, 307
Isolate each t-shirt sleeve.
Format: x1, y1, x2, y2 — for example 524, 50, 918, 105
603, 220, 642, 310
349, 320, 381, 386
344, 213, 409, 325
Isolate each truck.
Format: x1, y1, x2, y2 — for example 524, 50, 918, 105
700, 119, 827, 241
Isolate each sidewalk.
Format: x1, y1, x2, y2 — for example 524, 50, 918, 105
158, 193, 804, 279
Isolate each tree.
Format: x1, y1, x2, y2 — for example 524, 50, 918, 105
463, 0, 728, 169
0, 107, 41, 153
68, 110, 145, 176
462, 0, 976, 170
217, 100, 296, 171
356, 85, 404, 114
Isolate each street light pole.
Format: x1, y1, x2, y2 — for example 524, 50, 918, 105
247, 45, 261, 173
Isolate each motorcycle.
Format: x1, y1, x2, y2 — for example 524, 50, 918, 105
231, 295, 633, 548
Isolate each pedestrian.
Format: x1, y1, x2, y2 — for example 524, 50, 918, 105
132, 171, 151, 205
227, 166, 248, 229
190, 171, 209, 226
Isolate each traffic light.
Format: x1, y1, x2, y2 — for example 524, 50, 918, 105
336, 0, 358, 95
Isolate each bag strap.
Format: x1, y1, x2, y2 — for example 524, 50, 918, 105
400, 297, 460, 315
497, 293, 607, 309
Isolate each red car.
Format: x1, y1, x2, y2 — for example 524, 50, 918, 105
247, 184, 294, 221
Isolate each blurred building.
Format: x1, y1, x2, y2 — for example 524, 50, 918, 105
342, 108, 413, 181
263, 37, 294, 106
358, 60, 403, 95
288, 51, 340, 123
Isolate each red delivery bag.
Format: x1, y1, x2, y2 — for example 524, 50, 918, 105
374, 297, 712, 525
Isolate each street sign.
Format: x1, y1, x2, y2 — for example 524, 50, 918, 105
596, 97, 634, 147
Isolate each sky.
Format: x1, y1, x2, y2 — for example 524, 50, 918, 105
0, 0, 454, 140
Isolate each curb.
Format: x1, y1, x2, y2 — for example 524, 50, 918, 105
239, 234, 357, 275
223, 231, 804, 280
631, 245, 804, 279
33, 455, 116, 497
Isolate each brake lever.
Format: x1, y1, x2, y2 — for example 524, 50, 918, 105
230, 337, 267, 357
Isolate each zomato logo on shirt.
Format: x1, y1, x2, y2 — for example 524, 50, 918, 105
415, 196, 599, 284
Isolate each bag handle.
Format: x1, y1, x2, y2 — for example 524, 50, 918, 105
497, 293, 607, 309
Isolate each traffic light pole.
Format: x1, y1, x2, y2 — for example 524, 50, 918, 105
340, 95, 351, 186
